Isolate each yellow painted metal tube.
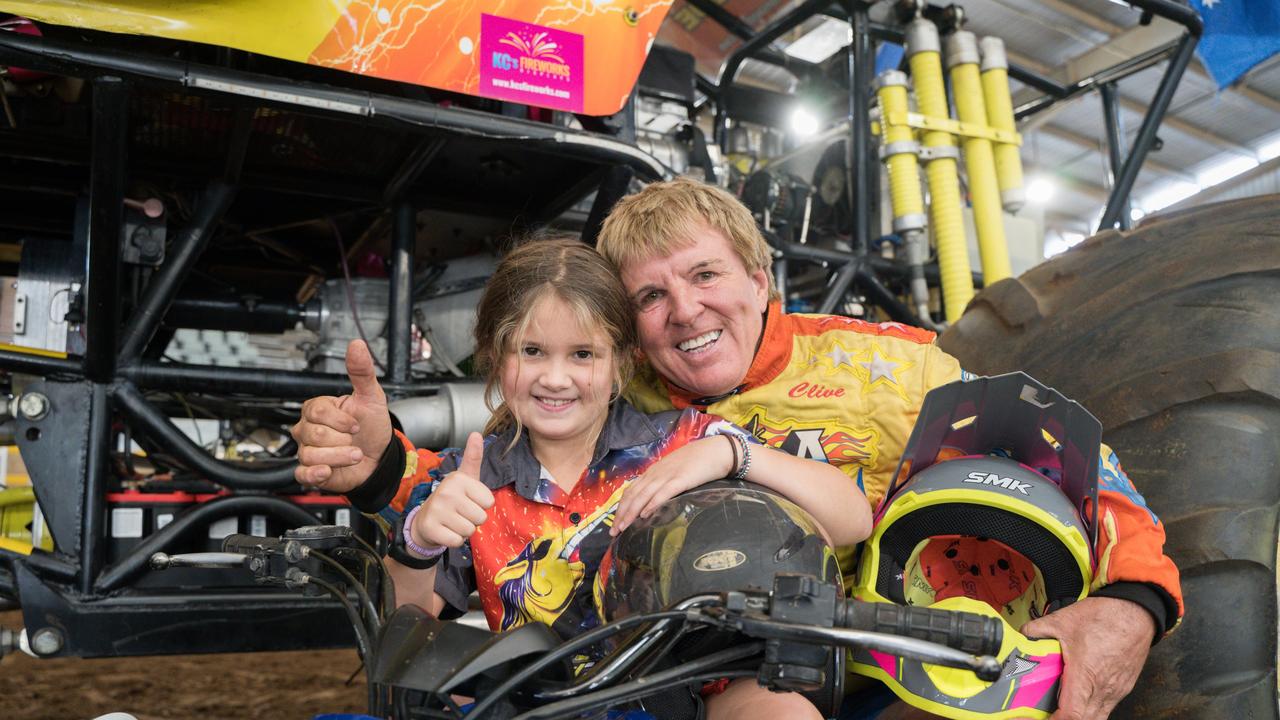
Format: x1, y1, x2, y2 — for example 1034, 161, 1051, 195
980, 36, 1026, 212
907, 19, 973, 322
948, 31, 1012, 286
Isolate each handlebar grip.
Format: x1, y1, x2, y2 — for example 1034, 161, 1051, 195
843, 600, 1003, 656
221, 534, 286, 555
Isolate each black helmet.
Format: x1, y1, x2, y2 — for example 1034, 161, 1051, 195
596, 483, 849, 718
595, 481, 841, 622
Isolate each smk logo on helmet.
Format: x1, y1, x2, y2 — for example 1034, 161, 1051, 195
851, 372, 1102, 720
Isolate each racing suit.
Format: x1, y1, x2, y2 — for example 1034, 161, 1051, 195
625, 302, 1183, 636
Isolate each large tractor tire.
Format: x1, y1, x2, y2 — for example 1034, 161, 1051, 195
937, 194, 1280, 719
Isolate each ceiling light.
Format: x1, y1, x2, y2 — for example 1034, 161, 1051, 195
783, 18, 851, 64
1196, 155, 1259, 188
1044, 231, 1086, 259
1143, 181, 1201, 212
1027, 177, 1056, 204
1257, 135, 1280, 161
790, 107, 821, 136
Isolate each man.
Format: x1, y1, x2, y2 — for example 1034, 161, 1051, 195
293, 178, 1182, 719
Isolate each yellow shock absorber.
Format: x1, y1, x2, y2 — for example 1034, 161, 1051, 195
876, 71, 931, 323
877, 71, 925, 232
980, 36, 1026, 213
907, 18, 973, 323
947, 30, 1012, 286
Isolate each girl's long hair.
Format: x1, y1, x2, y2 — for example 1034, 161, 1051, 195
472, 236, 637, 444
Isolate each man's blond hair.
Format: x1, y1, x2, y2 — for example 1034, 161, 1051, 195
597, 177, 779, 300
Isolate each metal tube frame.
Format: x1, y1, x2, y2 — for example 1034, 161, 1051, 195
118, 361, 440, 398
165, 297, 311, 334
78, 76, 128, 595
1099, 82, 1131, 231
779, 241, 983, 288
84, 77, 126, 383
583, 165, 636, 246
79, 383, 111, 595
1097, 1, 1201, 230
714, 0, 835, 151
388, 201, 416, 384
820, 261, 861, 315
847, 1, 875, 257
1012, 40, 1180, 120
117, 181, 238, 361
682, 0, 821, 76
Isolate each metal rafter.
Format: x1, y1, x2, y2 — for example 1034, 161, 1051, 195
1030, 0, 1123, 37
1026, 164, 1110, 201
1030, 1, 1280, 115
1014, 4, 1280, 149
1165, 153, 1280, 212
1007, 48, 1254, 158
1036, 123, 1196, 183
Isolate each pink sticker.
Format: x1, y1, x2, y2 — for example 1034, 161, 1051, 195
1009, 652, 1063, 710
479, 14, 584, 113
868, 649, 899, 678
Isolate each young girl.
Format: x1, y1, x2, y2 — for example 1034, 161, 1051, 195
303, 238, 870, 719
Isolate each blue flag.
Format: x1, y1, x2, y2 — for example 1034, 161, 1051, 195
1190, 0, 1280, 89
875, 43, 905, 75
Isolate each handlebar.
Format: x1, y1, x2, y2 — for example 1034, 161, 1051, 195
147, 530, 1010, 718
840, 599, 1003, 657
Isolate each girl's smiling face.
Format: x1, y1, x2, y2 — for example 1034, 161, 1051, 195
501, 294, 617, 451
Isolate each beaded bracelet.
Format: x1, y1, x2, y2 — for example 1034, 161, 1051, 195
725, 434, 740, 479
402, 503, 447, 560
730, 433, 752, 482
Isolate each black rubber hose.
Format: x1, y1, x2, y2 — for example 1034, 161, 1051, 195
113, 381, 298, 490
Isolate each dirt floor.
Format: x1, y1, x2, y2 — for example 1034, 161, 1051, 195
0, 611, 369, 720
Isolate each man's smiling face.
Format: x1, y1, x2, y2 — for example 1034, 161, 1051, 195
619, 224, 770, 397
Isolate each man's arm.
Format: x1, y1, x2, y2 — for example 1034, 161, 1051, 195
1085, 445, 1183, 634
1020, 445, 1181, 718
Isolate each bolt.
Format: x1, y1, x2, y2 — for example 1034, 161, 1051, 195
17, 392, 49, 421
30, 627, 63, 656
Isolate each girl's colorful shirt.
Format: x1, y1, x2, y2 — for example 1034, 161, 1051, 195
396, 401, 750, 639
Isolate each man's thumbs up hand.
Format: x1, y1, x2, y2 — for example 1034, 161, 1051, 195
409, 433, 496, 550
291, 339, 393, 492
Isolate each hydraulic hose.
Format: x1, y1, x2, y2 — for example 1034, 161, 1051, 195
979, 36, 1026, 213
908, 18, 974, 322
947, 30, 1012, 286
